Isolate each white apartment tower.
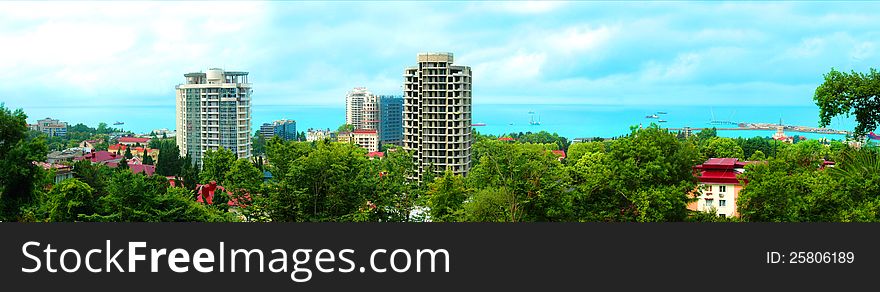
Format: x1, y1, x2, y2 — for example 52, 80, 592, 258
345, 87, 379, 131
176, 68, 252, 165
403, 52, 473, 179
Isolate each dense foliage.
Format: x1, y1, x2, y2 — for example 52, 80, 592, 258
814, 68, 880, 136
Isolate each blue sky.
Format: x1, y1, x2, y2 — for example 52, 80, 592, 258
1, 1, 879, 109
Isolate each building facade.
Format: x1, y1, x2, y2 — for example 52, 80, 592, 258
352, 129, 379, 153
34, 117, 68, 137
273, 119, 297, 140
176, 68, 253, 165
403, 52, 473, 179
260, 119, 297, 141
307, 128, 333, 142
379, 95, 404, 146
346, 87, 378, 131
260, 123, 275, 139
689, 158, 748, 218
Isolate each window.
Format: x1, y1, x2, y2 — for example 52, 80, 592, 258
719, 185, 727, 192
705, 199, 713, 206
719, 200, 727, 207
706, 185, 712, 192
719, 214, 726, 218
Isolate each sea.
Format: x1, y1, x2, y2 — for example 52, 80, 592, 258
18, 104, 857, 141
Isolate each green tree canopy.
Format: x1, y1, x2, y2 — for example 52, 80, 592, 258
814, 68, 880, 135
0, 104, 48, 220
569, 127, 701, 222
200, 147, 237, 184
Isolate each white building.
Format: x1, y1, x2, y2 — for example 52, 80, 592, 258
403, 52, 473, 179
34, 117, 68, 137
345, 87, 379, 131
352, 129, 379, 153
176, 68, 252, 165
307, 128, 333, 142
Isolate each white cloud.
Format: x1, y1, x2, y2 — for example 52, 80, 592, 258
0, 1, 270, 101
488, 1, 567, 14
547, 25, 615, 55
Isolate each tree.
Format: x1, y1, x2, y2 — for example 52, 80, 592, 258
748, 150, 767, 161
201, 148, 236, 184
467, 140, 572, 222
462, 187, 515, 222
337, 124, 355, 132
72, 159, 111, 197
179, 155, 200, 191
695, 127, 717, 141
124, 147, 133, 159
83, 170, 233, 222
225, 158, 263, 201
701, 137, 745, 159
424, 170, 467, 222
258, 140, 375, 222
738, 137, 773, 159
566, 141, 605, 164
118, 157, 129, 170
252, 130, 267, 155
35, 179, 96, 222
143, 153, 154, 165
814, 68, 880, 135
155, 140, 181, 176
0, 104, 49, 220
569, 127, 701, 222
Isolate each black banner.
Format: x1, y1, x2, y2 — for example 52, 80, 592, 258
1, 223, 876, 290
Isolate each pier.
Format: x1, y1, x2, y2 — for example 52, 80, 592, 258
665, 123, 850, 136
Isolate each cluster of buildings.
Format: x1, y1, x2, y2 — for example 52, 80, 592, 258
340, 88, 403, 155
171, 52, 472, 181
260, 119, 297, 141
40, 136, 159, 184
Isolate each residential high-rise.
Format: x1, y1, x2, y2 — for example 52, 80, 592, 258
403, 52, 473, 179
261, 119, 297, 140
345, 88, 403, 146
176, 68, 252, 165
345, 87, 377, 130
379, 95, 404, 146
260, 123, 275, 139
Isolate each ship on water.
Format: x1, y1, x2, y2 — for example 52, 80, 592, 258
645, 114, 659, 119
529, 111, 541, 125
113, 121, 124, 125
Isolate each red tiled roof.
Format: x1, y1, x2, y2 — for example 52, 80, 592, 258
74, 151, 120, 163
694, 158, 747, 184
119, 137, 150, 143
33, 161, 71, 170
106, 162, 155, 176
108, 144, 127, 151
498, 137, 515, 141
367, 151, 385, 158
551, 150, 566, 158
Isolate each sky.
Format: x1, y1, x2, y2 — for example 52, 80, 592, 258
1, 1, 879, 110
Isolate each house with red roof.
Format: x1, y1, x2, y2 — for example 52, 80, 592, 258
118, 136, 151, 146
498, 137, 515, 142
551, 150, 566, 161
108, 143, 159, 162
75, 151, 122, 164
106, 162, 155, 176
688, 158, 752, 218
33, 162, 74, 184
367, 151, 385, 160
